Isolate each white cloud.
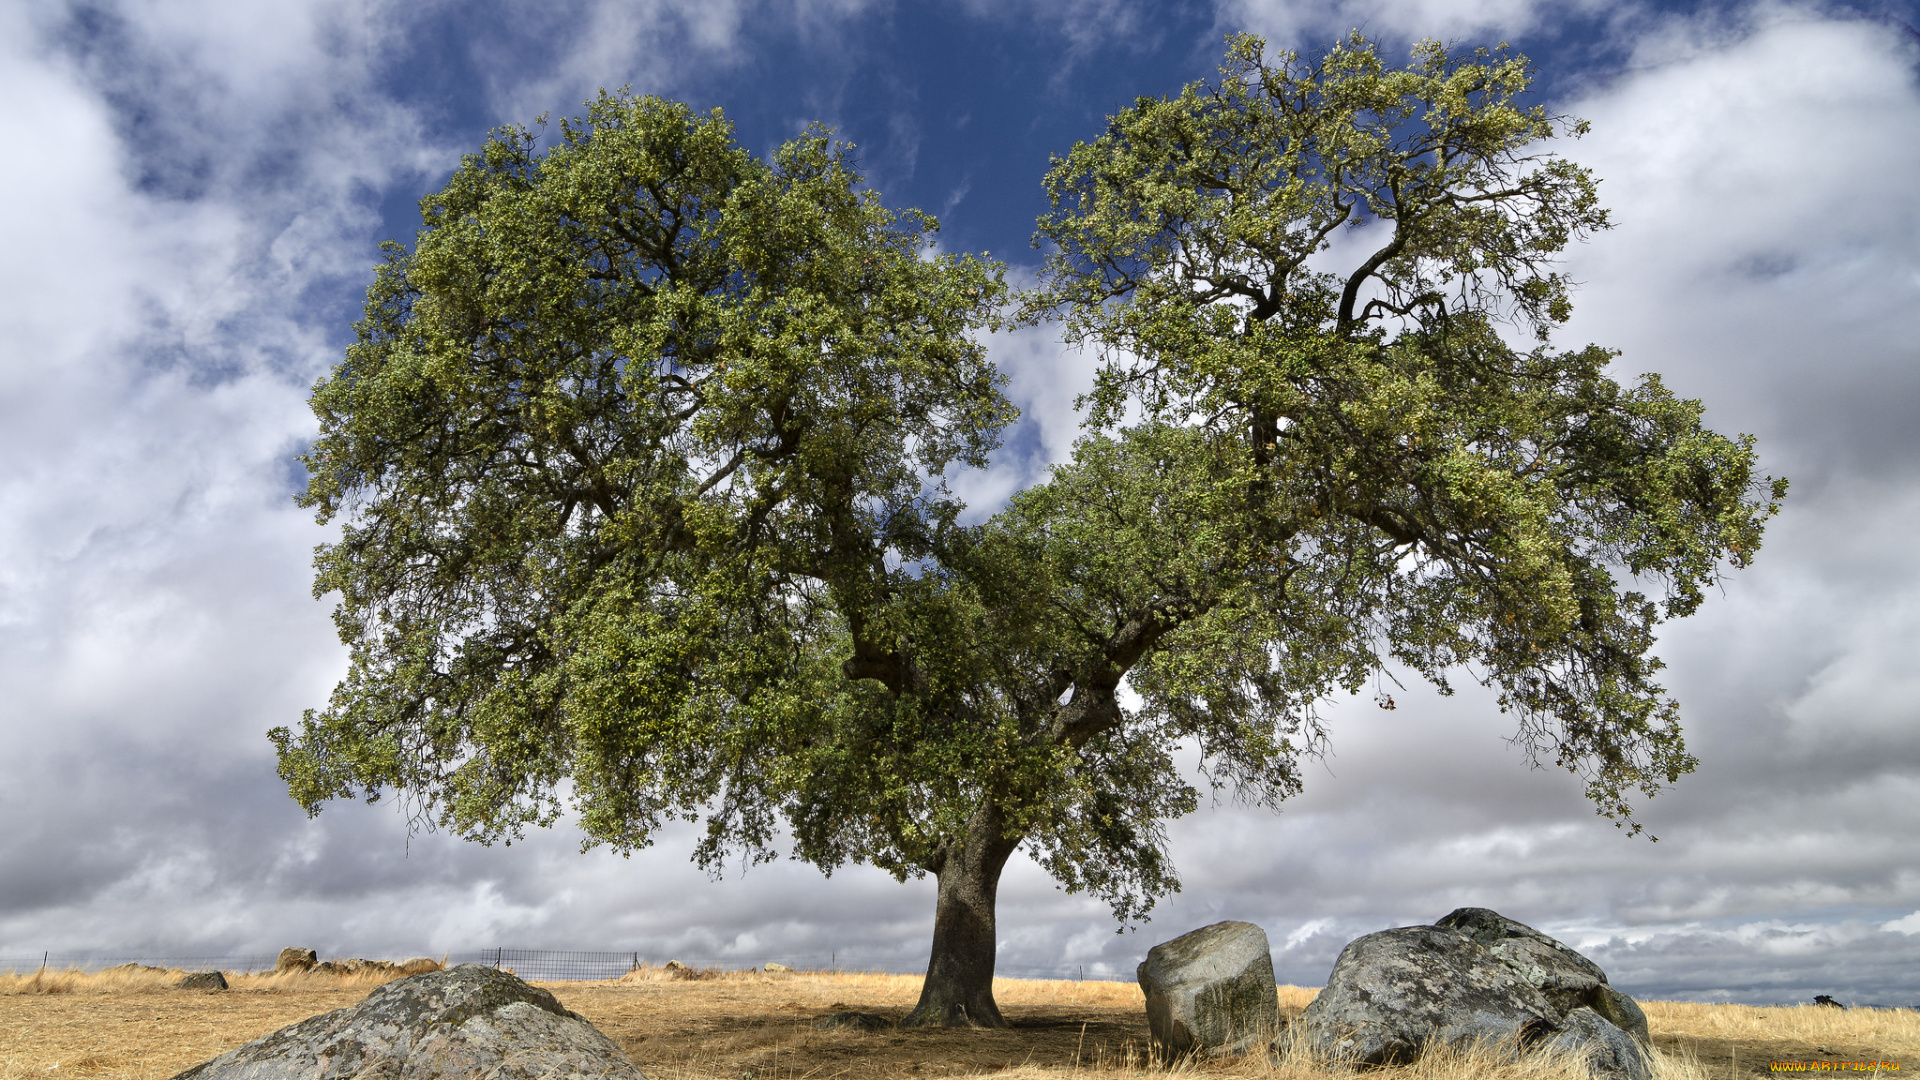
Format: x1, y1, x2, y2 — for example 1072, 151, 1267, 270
479, 0, 889, 131
1283, 917, 1334, 950
956, 0, 1153, 58
1884, 911, 1920, 935
478, 0, 755, 123
1559, 12, 1920, 471
0, 0, 437, 946
1215, 0, 1607, 50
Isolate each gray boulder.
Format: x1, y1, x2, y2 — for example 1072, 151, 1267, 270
1435, 908, 1649, 1045
1292, 911, 1649, 1080
169, 963, 644, 1080
176, 971, 229, 991
1136, 920, 1278, 1058
275, 948, 317, 974
1294, 924, 1560, 1065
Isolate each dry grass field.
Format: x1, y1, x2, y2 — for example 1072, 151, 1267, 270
1, 964, 1912, 1080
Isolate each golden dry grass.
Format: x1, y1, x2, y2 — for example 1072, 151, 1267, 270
1640, 1000, 1918, 1077
0, 966, 1909, 1080
1643, 1000, 1920, 1048
0, 963, 427, 996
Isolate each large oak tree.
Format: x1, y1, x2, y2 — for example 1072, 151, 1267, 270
276, 36, 1782, 1029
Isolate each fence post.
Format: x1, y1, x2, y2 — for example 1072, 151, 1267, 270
495, 948, 502, 970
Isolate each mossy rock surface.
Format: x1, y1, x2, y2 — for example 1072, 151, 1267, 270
1137, 920, 1278, 1058
170, 964, 643, 1080
1293, 911, 1649, 1080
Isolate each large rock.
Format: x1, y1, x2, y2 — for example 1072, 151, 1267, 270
1294, 924, 1560, 1064
275, 948, 318, 973
1292, 910, 1648, 1080
1136, 920, 1278, 1058
176, 971, 229, 991
1435, 908, 1649, 1046
170, 963, 644, 1080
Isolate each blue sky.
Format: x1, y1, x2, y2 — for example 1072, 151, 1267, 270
2, 0, 1919, 1007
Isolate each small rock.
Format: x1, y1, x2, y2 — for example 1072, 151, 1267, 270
168, 964, 644, 1080
175, 971, 228, 990
274, 947, 317, 973
1814, 995, 1845, 1009
663, 959, 693, 979
764, 962, 793, 974
813, 1011, 893, 1032
1137, 920, 1278, 1059
395, 957, 442, 976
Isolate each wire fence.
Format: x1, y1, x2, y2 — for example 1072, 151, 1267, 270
0, 948, 1124, 983
0, 953, 286, 975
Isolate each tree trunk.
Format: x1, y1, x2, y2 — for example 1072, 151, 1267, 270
902, 807, 1020, 1028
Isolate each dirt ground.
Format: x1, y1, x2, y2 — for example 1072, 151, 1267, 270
558, 971, 1172, 1078
1, 968, 1913, 1080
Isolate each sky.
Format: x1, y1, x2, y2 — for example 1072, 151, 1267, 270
1, 0, 1918, 1008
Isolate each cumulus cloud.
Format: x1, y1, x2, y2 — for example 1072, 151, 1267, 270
0, 0, 439, 950
1885, 911, 1920, 935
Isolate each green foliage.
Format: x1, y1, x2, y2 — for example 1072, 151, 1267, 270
278, 34, 1782, 935
1027, 32, 1785, 833
273, 92, 1013, 866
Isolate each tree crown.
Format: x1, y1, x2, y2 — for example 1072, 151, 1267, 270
278, 93, 1013, 859
277, 38, 1781, 932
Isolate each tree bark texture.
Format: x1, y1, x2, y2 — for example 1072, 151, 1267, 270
902, 806, 1021, 1028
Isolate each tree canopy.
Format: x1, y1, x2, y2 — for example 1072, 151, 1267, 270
1025, 33, 1783, 829
276, 94, 1011, 860
275, 36, 1783, 1029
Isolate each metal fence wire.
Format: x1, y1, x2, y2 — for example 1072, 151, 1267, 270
0, 953, 286, 975
447, 950, 645, 981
